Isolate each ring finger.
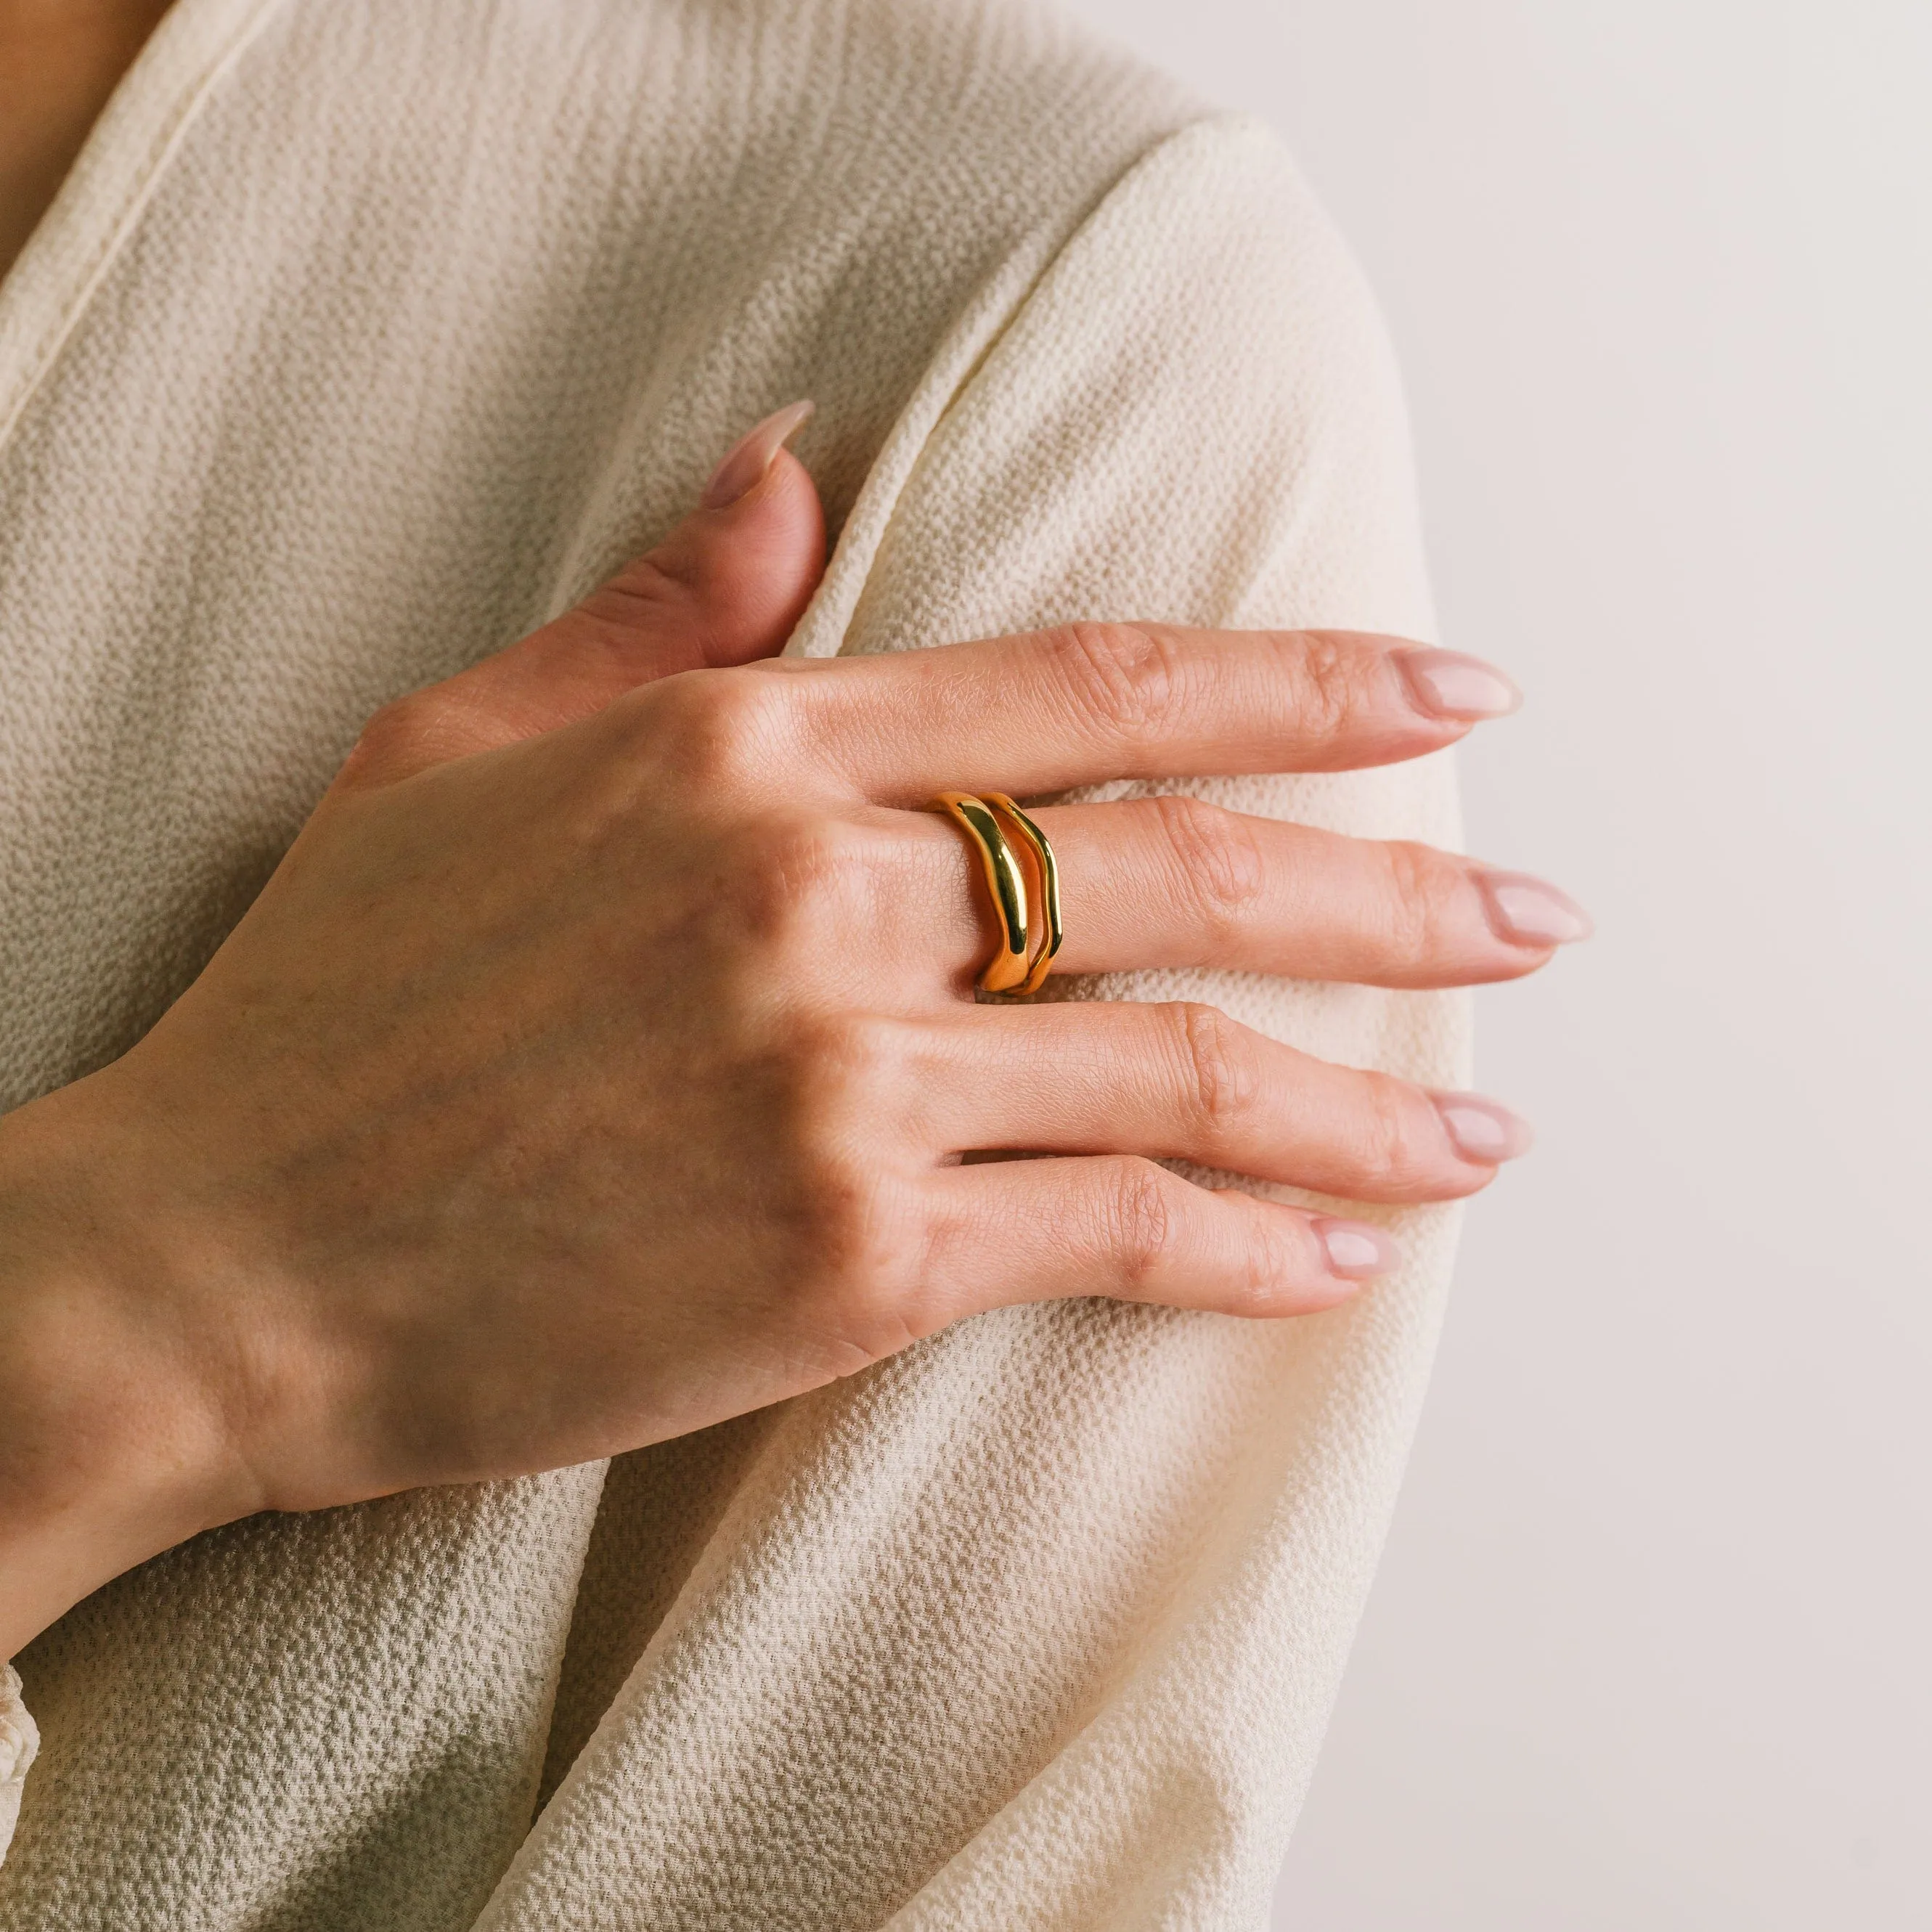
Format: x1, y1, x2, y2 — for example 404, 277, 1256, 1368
894, 794, 1590, 990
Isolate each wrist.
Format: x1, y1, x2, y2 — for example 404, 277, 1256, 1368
0, 1074, 264, 1660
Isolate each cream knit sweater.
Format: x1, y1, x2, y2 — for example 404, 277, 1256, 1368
0, 0, 1464, 1924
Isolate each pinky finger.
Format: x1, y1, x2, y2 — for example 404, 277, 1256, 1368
918, 1156, 1398, 1325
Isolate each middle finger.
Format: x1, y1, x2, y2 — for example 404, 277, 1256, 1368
767, 624, 1515, 803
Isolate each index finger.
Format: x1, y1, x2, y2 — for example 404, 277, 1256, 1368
773, 624, 1518, 802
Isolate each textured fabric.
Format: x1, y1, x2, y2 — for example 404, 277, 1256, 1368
0, 1673, 34, 1860
0, 0, 1464, 1925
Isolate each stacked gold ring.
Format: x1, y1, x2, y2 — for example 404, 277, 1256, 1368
931, 791, 1064, 995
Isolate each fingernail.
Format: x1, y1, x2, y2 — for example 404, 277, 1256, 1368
1397, 647, 1523, 720
1313, 1217, 1399, 1281
1431, 1091, 1535, 1165
701, 399, 816, 510
1476, 869, 1595, 946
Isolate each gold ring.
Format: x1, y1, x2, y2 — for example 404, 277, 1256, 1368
982, 794, 1063, 995
931, 792, 1033, 993
930, 791, 1064, 995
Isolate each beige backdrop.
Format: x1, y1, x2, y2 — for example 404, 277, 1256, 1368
1067, 2, 1932, 1928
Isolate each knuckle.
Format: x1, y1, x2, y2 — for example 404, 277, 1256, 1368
795, 1011, 916, 1140
1045, 621, 1188, 749
1101, 1156, 1179, 1291
714, 810, 868, 957
1355, 1069, 1438, 1186
773, 1019, 955, 1364
629, 665, 795, 793
359, 692, 424, 745
599, 544, 705, 612
1380, 839, 1463, 963
1163, 1000, 1261, 1154
1260, 1211, 1318, 1305
794, 1162, 928, 1361
356, 685, 457, 754
1151, 794, 1266, 945
1226, 1198, 1302, 1316
573, 561, 718, 669
1285, 629, 1372, 741
338, 682, 484, 783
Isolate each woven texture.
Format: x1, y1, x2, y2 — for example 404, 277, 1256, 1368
0, 1, 1464, 1925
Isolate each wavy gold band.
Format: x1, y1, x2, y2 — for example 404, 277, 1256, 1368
930, 791, 1063, 995
982, 793, 1063, 995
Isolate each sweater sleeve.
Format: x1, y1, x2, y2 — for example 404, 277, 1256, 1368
477, 113, 1469, 1932
830, 110, 1464, 1930
0, 1668, 37, 1864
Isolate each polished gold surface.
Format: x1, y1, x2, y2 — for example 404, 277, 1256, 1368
984, 793, 1063, 995
931, 791, 1033, 993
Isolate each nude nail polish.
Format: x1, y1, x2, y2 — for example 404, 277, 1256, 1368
1313, 1218, 1399, 1280
701, 399, 816, 510
1477, 869, 1596, 946
1397, 647, 1523, 720
1432, 1091, 1536, 1164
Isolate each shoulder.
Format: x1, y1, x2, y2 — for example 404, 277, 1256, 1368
805, 107, 1430, 654
1021, 112, 1410, 456
250, 1, 1368, 371
263, 0, 1210, 270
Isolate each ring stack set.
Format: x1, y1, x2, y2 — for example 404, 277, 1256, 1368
931, 791, 1065, 995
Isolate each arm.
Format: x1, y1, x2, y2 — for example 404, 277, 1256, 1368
0, 122, 1581, 1908
480, 118, 1579, 1931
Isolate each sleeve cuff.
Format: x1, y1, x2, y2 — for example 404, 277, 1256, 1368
0, 1662, 38, 1864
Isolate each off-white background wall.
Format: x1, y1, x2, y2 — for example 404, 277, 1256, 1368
1064, 4, 1931, 1926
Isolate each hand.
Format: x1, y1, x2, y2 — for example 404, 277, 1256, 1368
0, 406, 1588, 1656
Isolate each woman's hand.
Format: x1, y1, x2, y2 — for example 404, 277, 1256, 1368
0, 407, 1587, 1658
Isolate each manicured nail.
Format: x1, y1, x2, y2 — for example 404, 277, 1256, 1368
1476, 869, 1594, 946
701, 399, 816, 510
1397, 647, 1523, 720
1313, 1217, 1399, 1281
1432, 1091, 1535, 1165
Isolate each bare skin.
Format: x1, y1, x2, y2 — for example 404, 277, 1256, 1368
0, 0, 174, 280
0, 4, 1590, 1667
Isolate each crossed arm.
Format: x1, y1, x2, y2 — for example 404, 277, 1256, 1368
0, 404, 1586, 1668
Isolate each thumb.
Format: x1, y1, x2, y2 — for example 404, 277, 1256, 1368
340, 402, 825, 787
